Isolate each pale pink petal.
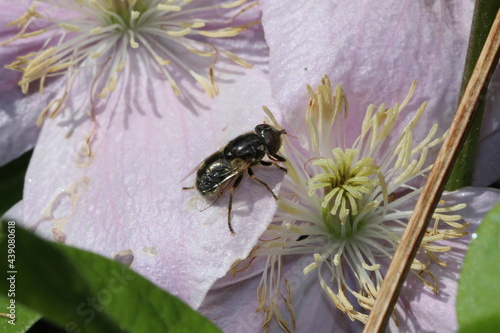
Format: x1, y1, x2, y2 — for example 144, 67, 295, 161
262, 0, 474, 147
21, 41, 280, 308
2, 200, 23, 221
3, 0, 281, 308
200, 255, 364, 332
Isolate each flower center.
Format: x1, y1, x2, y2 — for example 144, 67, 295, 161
2, 0, 255, 124
108, 0, 149, 28
308, 148, 378, 238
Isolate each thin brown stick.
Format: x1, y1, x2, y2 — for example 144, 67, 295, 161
363, 9, 500, 333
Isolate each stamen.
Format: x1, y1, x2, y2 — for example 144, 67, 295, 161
157, 4, 182, 12
60, 23, 80, 32
3, 0, 255, 125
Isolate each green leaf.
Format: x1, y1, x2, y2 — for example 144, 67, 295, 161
0, 221, 221, 333
457, 202, 500, 332
0, 150, 32, 217
0, 294, 40, 333
446, 0, 500, 190
459, 314, 500, 333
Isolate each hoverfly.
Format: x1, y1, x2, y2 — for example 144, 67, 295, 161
183, 124, 287, 234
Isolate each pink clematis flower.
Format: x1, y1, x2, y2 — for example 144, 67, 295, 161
1, 0, 283, 309
199, 1, 500, 332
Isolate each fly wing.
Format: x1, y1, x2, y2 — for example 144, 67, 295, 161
180, 160, 204, 184
180, 147, 229, 185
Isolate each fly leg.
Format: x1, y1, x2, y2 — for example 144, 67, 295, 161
247, 167, 278, 199
260, 160, 287, 173
228, 174, 243, 234
269, 153, 287, 163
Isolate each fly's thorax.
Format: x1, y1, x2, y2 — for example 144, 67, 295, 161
223, 133, 266, 165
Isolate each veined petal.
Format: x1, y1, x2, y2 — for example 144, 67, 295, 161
21, 51, 278, 308
262, 0, 474, 151
200, 254, 365, 332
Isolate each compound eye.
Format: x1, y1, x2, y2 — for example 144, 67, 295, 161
255, 124, 282, 155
